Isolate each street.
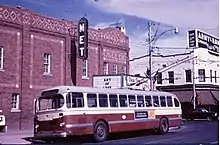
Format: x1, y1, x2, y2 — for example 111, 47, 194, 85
0, 120, 218, 144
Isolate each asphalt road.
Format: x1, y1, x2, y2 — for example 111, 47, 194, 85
96, 120, 219, 145
0, 120, 219, 144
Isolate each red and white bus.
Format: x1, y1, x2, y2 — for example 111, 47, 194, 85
34, 86, 182, 142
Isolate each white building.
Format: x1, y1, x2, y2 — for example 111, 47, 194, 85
130, 29, 219, 112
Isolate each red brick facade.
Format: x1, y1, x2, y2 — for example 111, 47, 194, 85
0, 5, 129, 130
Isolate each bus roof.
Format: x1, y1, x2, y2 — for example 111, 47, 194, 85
39, 86, 177, 98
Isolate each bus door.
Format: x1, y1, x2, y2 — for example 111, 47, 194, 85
34, 98, 38, 135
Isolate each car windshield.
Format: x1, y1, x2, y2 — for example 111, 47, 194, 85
38, 94, 64, 111
198, 108, 208, 113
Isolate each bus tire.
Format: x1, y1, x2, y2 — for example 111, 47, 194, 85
159, 117, 169, 134
94, 121, 108, 142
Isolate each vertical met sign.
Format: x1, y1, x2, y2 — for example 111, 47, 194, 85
78, 17, 88, 59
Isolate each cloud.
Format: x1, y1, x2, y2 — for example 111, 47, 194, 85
88, 0, 219, 75
129, 29, 190, 75
129, 29, 187, 57
91, 22, 114, 29
89, 0, 219, 32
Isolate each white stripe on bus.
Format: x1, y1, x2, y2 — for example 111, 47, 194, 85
37, 109, 181, 121
66, 123, 93, 128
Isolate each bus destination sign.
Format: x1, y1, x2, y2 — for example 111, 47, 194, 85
134, 111, 148, 119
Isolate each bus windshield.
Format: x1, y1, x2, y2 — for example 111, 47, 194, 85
38, 94, 64, 111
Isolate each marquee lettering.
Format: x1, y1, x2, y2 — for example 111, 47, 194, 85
78, 17, 88, 59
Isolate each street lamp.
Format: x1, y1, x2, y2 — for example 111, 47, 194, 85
148, 22, 178, 91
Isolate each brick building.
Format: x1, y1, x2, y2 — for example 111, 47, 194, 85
0, 5, 129, 130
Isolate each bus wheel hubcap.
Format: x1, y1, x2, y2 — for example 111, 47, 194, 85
97, 125, 104, 137
162, 121, 167, 132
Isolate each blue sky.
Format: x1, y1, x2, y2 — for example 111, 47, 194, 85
1, 0, 218, 53
0, 0, 175, 34
0, 0, 219, 74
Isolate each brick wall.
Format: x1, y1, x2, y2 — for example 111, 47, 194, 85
0, 5, 129, 130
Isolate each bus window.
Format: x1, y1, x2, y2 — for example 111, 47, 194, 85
99, 94, 108, 107
137, 95, 144, 107
145, 95, 152, 107
87, 94, 97, 108
109, 94, 118, 107
66, 92, 84, 108
128, 95, 136, 107
119, 95, 128, 107
153, 96, 159, 107
174, 98, 180, 107
40, 94, 64, 110
167, 96, 173, 107
160, 96, 166, 107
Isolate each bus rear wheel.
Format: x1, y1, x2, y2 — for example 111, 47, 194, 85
94, 121, 108, 142
159, 117, 169, 134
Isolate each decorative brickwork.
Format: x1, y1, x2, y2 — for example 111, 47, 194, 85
0, 5, 129, 47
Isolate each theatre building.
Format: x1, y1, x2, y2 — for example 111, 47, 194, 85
0, 5, 129, 130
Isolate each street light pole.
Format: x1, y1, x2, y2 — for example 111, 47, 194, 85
148, 22, 153, 91
147, 22, 178, 91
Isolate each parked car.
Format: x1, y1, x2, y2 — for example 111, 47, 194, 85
0, 114, 6, 132
186, 108, 218, 121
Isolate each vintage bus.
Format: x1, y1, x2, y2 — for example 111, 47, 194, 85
34, 86, 182, 142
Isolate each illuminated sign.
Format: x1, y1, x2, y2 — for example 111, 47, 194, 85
93, 75, 149, 90
188, 30, 196, 48
197, 30, 219, 56
188, 29, 219, 56
78, 17, 88, 59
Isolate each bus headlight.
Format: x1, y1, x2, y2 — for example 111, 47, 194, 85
60, 122, 65, 127
214, 113, 217, 116
35, 125, 39, 129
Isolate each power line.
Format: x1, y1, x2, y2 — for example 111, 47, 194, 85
129, 51, 193, 61
153, 46, 192, 50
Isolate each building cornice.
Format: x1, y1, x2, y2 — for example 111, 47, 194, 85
0, 5, 129, 48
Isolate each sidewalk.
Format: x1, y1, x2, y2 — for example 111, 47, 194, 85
0, 129, 33, 144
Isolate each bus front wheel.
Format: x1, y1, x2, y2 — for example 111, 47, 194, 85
159, 117, 169, 134
94, 121, 108, 142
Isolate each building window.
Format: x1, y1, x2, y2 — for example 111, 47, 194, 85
11, 94, 19, 110
82, 59, 88, 78
44, 53, 51, 74
198, 69, 205, 82
123, 65, 127, 74
214, 71, 217, 83
113, 64, 118, 74
103, 62, 108, 75
210, 70, 212, 82
168, 71, 174, 84
0, 47, 3, 69
157, 72, 162, 84
185, 69, 192, 82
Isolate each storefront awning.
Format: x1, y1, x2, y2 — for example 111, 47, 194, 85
171, 90, 219, 105
210, 90, 219, 101
170, 91, 192, 103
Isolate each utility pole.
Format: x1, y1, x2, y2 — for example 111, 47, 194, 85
148, 22, 153, 91
192, 48, 196, 109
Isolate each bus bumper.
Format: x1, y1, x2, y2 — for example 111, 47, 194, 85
34, 132, 67, 139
